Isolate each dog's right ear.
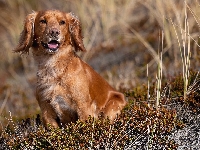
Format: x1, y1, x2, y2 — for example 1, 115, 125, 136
13, 12, 37, 54
67, 13, 86, 52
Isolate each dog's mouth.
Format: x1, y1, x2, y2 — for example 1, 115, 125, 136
41, 40, 60, 54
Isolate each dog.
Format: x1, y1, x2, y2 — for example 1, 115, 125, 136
14, 10, 127, 128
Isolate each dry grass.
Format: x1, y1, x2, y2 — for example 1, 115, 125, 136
0, 0, 200, 130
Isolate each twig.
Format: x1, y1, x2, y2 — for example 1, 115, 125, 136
0, 89, 10, 115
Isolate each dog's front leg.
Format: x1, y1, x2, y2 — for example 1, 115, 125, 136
75, 96, 97, 121
40, 103, 59, 128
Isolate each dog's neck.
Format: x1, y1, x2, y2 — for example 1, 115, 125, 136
32, 45, 77, 68
33, 45, 79, 78
33, 44, 82, 82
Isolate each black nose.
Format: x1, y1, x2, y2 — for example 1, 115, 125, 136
50, 28, 60, 37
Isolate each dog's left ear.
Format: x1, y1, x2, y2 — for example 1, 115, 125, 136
67, 13, 86, 52
14, 12, 37, 54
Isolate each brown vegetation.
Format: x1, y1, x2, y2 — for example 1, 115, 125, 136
0, 0, 200, 149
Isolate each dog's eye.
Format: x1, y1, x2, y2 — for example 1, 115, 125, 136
59, 20, 65, 25
40, 19, 47, 24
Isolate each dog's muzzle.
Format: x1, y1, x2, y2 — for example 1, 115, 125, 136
41, 40, 60, 54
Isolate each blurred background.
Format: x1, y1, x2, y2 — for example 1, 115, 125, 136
0, 0, 200, 128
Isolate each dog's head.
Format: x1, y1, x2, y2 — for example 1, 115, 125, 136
14, 10, 86, 55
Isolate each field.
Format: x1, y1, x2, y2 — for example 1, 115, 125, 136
0, 0, 200, 149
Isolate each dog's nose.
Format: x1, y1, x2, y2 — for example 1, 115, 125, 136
50, 28, 60, 37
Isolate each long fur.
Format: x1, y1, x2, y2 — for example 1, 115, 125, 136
14, 10, 127, 127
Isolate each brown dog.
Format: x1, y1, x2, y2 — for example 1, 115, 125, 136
14, 10, 126, 127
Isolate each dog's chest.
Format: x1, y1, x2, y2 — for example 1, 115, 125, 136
36, 65, 71, 100
37, 66, 78, 117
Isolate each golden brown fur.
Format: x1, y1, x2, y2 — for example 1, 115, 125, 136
14, 10, 127, 127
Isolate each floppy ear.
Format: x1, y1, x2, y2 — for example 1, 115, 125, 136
67, 13, 86, 52
14, 12, 37, 54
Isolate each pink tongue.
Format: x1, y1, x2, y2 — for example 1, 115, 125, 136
48, 43, 58, 49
